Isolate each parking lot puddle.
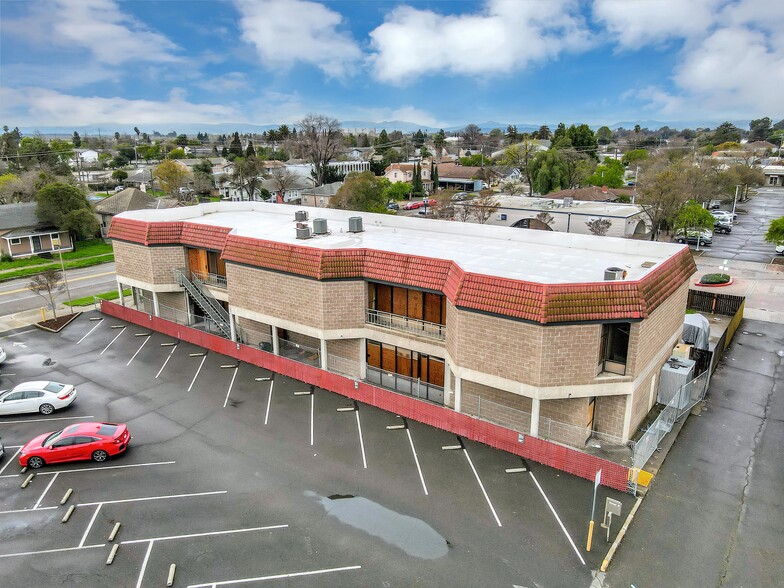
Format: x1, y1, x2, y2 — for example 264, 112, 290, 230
311, 492, 448, 559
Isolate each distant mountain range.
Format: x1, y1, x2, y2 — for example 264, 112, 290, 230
19, 119, 752, 137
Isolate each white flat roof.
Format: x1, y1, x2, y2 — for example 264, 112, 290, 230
118, 202, 686, 284
491, 196, 644, 218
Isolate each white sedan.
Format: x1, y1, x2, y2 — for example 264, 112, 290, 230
0, 382, 77, 416
0, 346, 6, 364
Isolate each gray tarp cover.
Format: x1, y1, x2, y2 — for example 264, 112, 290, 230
682, 313, 710, 350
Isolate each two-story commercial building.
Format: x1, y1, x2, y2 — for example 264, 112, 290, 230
109, 202, 695, 450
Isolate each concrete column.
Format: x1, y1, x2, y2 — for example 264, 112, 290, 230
320, 338, 328, 370
530, 398, 541, 438
117, 279, 125, 307
271, 325, 280, 356
229, 313, 237, 342
621, 394, 633, 442
454, 376, 462, 413
443, 361, 452, 407
185, 292, 193, 325
359, 339, 367, 379
152, 291, 160, 317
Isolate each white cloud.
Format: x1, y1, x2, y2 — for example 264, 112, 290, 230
197, 72, 251, 93
368, 0, 592, 84
235, 0, 362, 77
592, 0, 722, 49
1, 88, 242, 127
2, 0, 181, 66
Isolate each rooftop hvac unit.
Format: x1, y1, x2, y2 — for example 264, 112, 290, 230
604, 266, 626, 281
295, 210, 309, 222
313, 218, 328, 235
296, 226, 312, 239
563, 197, 573, 207
348, 216, 364, 233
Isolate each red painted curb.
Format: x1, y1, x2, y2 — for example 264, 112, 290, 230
100, 300, 631, 492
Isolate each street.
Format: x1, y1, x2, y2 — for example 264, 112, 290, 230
0, 263, 117, 316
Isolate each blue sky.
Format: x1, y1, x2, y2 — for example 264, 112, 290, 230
1, 0, 782, 131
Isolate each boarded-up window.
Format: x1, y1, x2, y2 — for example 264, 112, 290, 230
407, 290, 423, 320
392, 287, 408, 316
424, 293, 441, 324
188, 248, 208, 275
381, 343, 396, 372
428, 358, 445, 387
366, 341, 381, 369
396, 348, 412, 377
376, 284, 392, 314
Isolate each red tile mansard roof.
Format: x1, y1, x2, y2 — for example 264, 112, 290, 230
109, 217, 695, 324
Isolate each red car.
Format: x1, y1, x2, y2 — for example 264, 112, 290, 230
18, 422, 131, 469
403, 198, 437, 210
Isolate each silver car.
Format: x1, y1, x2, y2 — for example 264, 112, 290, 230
0, 381, 77, 416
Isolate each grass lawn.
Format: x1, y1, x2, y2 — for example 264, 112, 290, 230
0, 239, 113, 271
0, 253, 114, 282
64, 288, 131, 307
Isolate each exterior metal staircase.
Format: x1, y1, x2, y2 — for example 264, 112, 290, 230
174, 269, 232, 340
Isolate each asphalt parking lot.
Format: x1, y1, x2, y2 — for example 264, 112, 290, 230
1, 312, 633, 587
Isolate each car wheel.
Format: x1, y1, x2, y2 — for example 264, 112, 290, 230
92, 450, 109, 463
39, 403, 55, 415
678, 238, 685, 243
27, 456, 45, 469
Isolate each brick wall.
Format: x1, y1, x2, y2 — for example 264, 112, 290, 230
540, 397, 592, 447
461, 380, 532, 433
594, 395, 627, 438
629, 364, 658, 439
226, 264, 364, 331
236, 317, 272, 346
538, 324, 602, 386
326, 339, 361, 378
114, 241, 186, 285
157, 292, 187, 312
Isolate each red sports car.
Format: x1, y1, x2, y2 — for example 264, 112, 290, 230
18, 422, 131, 469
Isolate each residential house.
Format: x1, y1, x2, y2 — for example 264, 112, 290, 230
384, 163, 433, 192
434, 163, 485, 192
300, 182, 344, 207
0, 203, 72, 259
762, 163, 784, 186
92, 188, 179, 237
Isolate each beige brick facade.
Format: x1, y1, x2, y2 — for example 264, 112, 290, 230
236, 317, 272, 346
326, 339, 361, 378
114, 241, 186, 285
461, 380, 533, 433
593, 395, 628, 437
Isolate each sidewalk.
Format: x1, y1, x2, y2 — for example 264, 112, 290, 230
0, 303, 93, 334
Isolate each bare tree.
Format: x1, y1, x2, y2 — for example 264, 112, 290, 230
499, 140, 539, 195
535, 211, 555, 228
500, 179, 526, 195
298, 114, 343, 186
454, 202, 472, 222
470, 193, 499, 224
461, 124, 482, 147
586, 218, 612, 236
28, 269, 66, 319
268, 166, 301, 201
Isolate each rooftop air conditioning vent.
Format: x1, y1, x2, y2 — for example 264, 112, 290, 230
348, 216, 364, 233
563, 197, 573, 207
295, 210, 309, 222
604, 266, 626, 281
296, 226, 312, 240
313, 218, 328, 235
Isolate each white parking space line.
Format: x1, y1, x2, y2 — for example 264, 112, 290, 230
463, 448, 502, 527
126, 334, 151, 366
310, 393, 315, 446
529, 471, 585, 566
79, 504, 102, 547
264, 378, 274, 425
100, 326, 126, 355
355, 411, 367, 469
187, 565, 362, 587
0, 460, 175, 479
407, 429, 428, 496
135, 539, 155, 588
78, 490, 228, 507
0, 544, 105, 559
156, 343, 178, 378
33, 472, 59, 509
188, 355, 207, 392
0, 415, 95, 425
3, 329, 36, 337
0, 447, 21, 475
0, 506, 58, 515
76, 319, 104, 345
121, 524, 288, 545
222, 366, 239, 408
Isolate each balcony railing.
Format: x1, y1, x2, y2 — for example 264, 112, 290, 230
365, 366, 444, 405
365, 309, 445, 341
191, 270, 227, 289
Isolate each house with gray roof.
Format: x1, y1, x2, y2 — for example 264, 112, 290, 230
93, 188, 179, 237
0, 203, 73, 259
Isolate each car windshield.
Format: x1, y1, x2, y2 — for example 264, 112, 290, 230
42, 424, 80, 447
44, 382, 65, 393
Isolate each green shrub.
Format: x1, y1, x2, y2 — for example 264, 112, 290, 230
699, 273, 731, 284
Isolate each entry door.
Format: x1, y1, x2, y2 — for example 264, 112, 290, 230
31, 235, 43, 252
188, 248, 209, 276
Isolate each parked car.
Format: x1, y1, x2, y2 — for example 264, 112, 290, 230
386, 202, 399, 211
711, 210, 736, 222
113, 185, 125, 192
708, 199, 722, 209
0, 437, 4, 461
776, 243, 784, 255
0, 346, 5, 364
402, 200, 423, 210
675, 228, 713, 246
18, 422, 131, 469
0, 381, 77, 416
451, 192, 470, 201
713, 219, 732, 234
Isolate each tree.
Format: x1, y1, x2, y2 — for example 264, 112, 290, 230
137, 144, 160, 163
413, 129, 425, 148
431, 162, 439, 192
36, 182, 97, 237
596, 126, 613, 145
586, 159, 625, 188
193, 171, 214, 195
622, 149, 648, 166
175, 134, 188, 146
268, 166, 300, 200
18, 137, 55, 170
329, 171, 388, 213
299, 114, 343, 186
167, 148, 185, 160
433, 130, 446, 162
561, 149, 593, 188
154, 160, 188, 199
382, 181, 411, 202
673, 200, 716, 232
552, 123, 567, 145
536, 125, 552, 140
112, 170, 128, 183
461, 124, 482, 147
62, 207, 100, 239
28, 269, 66, 319
529, 150, 567, 194
229, 132, 243, 157
500, 140, 539, 195
134, 127, 141, 139
764, 216, 784, 247
506, 125, 520, 144
419, 145, 432, 159
245, 141, 256, 157
566, 124, 598, 159
469, 193, 498, 224
230, 157, 264, 201
376, 129, 390, 151
748, 117, 772, 142
636, 153, 692, 240
711, 122, 741, 145
72, 131, 82, 148
586, 218, 612, 236
411, 162, 423, 197
535, 211, 555, 228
